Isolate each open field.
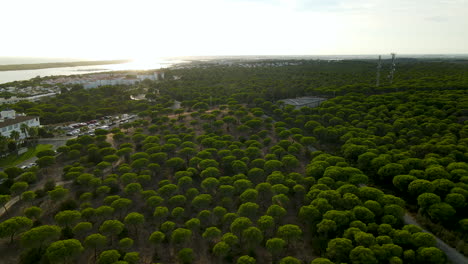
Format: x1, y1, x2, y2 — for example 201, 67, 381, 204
0, 144, 52, 168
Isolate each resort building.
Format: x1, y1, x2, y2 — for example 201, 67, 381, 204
0, 109, 40, 139
56, 71, 164, 89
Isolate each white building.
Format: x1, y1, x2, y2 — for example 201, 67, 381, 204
0, 93, 57, 105
0, 110, 40, 139
137, 72, 160, 81
76, 72, 164, 89
280, 96, 327, 109
82, 78, 140, 89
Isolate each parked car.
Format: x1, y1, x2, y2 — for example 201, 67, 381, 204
26, 162, 37, 169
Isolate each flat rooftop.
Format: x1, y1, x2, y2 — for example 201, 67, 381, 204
280, 96, 326, 106
0, 116, 37, 129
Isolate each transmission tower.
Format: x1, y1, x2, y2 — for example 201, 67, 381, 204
376, 55, 382, 87
388, 53, 396, 84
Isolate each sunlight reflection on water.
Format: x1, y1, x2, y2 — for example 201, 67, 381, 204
0, 58, 187, 84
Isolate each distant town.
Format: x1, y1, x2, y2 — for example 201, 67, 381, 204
0, 59, 309, 105
0, 71, 164, 105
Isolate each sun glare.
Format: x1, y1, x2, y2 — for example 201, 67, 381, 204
129, 56, 161, 70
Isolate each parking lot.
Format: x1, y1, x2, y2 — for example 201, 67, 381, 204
61, 114, 138, 137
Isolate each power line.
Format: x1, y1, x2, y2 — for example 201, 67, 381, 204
388, 53, 396, 84
376, 55, 382, 87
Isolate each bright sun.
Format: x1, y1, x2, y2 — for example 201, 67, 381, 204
128, 55, 165, 70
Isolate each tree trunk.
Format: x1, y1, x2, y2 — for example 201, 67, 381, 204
134, 225, 139, 241
10, 232, 15, 244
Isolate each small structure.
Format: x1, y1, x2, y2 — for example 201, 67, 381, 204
280, 96, 327, 109
0, 109, 40, 139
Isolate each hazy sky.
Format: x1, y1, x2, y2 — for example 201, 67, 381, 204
1, 0, 467, 59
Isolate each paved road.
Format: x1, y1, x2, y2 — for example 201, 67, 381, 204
14, 137, 74, 169
0, 195, 20, 218
403, 213, 468, 264
359, 183, 467, 264
38, 136, 75, 150
0, 180, 71, 218
265, 113, 463, 263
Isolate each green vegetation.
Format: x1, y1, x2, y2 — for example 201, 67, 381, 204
0, 144, 52, 168
3, 85, 160, 125
158, 59, 468, 101
0, 59, 467, 263
0, 60, 130, 71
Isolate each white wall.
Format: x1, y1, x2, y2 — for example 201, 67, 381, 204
0, 117, 40, 139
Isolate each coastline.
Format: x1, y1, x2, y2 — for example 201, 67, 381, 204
0, 59, 131, 71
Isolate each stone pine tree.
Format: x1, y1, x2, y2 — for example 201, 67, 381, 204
45, 239, 84, 264
0, 216, 33, 243
99, 220, 124, 245
21, 225, 61, 249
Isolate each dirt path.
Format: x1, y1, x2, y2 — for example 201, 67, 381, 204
403, 213, 468, 264
106, 133, 117, 148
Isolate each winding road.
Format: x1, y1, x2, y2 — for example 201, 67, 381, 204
0, 180, 72, 218
403, 213, 468, 264
2, 110, 467, 263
